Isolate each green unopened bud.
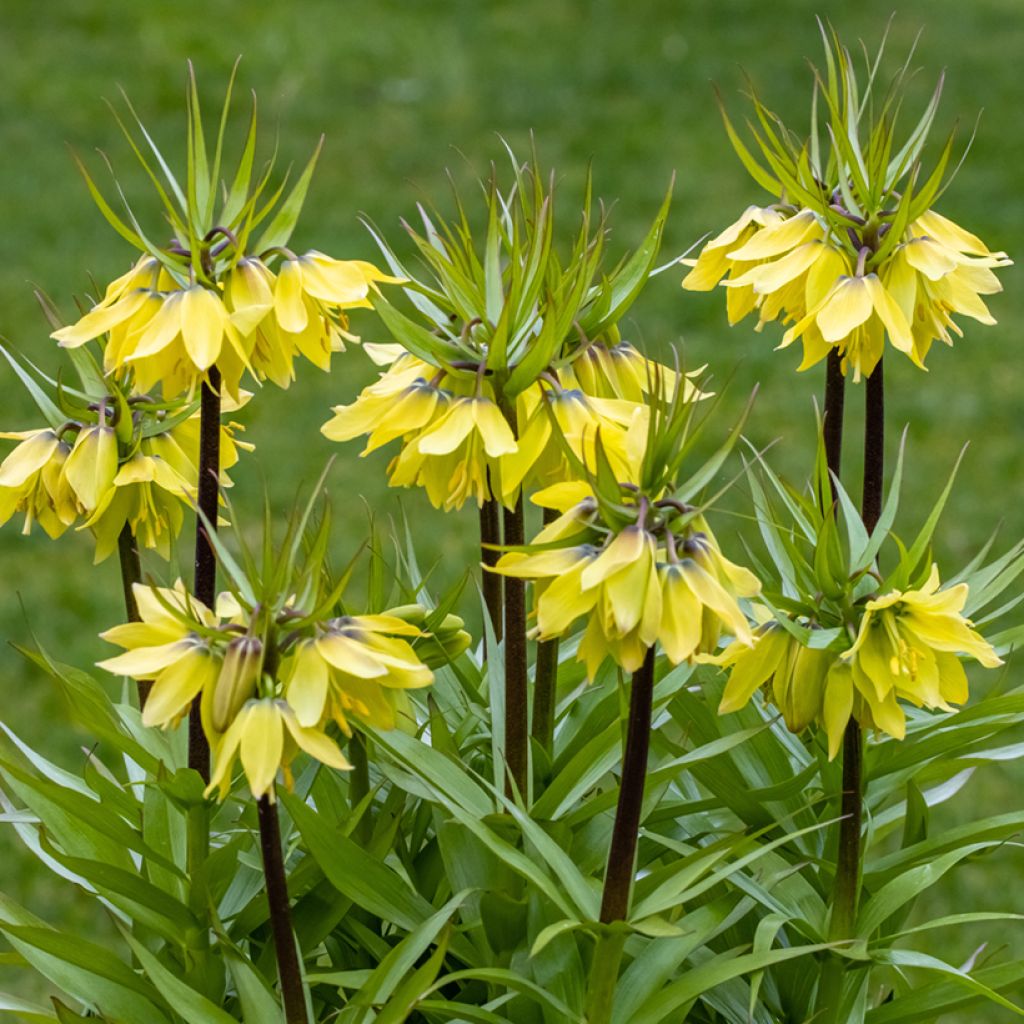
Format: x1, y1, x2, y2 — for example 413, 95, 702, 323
385, 604, 428, 626
416, 612, 472, 668
212, 636, 262, 732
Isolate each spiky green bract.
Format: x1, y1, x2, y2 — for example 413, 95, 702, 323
72, 62, 320, 291
365, 146, 672, 398
718, 22, 962, 271
713, 426, 1022, 754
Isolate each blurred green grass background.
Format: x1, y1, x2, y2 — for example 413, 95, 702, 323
0, 0, 1021, 1018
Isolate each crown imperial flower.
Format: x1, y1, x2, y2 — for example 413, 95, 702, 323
683, 31, 1011, 380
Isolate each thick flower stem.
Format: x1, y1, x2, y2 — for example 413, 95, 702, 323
862, 360, 885, 533
531, 508, 561, 761
257, 796, 308, 1024
820, 359, 883, 1018
586, 647, 656, 1023
584, 929, 628, 1024
823, 348, 846, 485
190, 371, 221, 783
502, 494, 529, 798
831, 361, 883, 931
599, 646, 655, 924
479, 493, 504, 645
116, 523, 151, 707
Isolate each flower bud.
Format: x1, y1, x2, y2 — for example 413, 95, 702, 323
211, 636, 263, 733
383, 604, 428, 627
64, 425, 118, 511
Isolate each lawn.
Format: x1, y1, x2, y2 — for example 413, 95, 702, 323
0, 1, 1021, 1019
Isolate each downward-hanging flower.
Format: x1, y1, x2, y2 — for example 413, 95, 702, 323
97, 580, 221, 728
714, 566, 1002, 756
496, 495, 758, 679
281, 614, 433, 733
489, 371, 760, 679
207, 699, 351, 802
840, 565, 1000, 740
323, 352, 524, 511
51, 71, 399, 402
0, 429, 78, 538
52, 270, 252, 398
682, 29, 1011, 380
714, 622, 848, 757
322, 343, 689, 512
96, 504, 452, 802
0, 384, 252, 561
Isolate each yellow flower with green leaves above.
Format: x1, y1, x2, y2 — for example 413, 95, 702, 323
50, 71, 397, 401
96, 496, 460, 802
840, 566, 1000, 739
0, 346, 252, 560
491, 359, 759, 678
496, 483, 758, 678
712, 439, 1017, 757
324, 153, 678, 509
715, 566, 1001, 757
682, 28, 1010, 381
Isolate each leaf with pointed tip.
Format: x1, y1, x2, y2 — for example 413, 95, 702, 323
254, 137, 323, 252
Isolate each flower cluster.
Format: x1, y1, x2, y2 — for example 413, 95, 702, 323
715, 566, 1001, 756
53, 253, 396, 399
490, 370, 760, 682
683, 34, 1011, 380
683, 206, 1010, 380
0, 398, 249, 560
97, 578, 462, 800
322, 342, 704, 510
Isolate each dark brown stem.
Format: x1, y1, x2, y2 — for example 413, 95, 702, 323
823, 348, 846, 486
831, 720, 864, 939
599, 647, 655, 923
479, 492, 504, 645
830, 359, 884, 945
862, 359, 885, 533
531, 507, 560, 760
189, 370, 221, 782
502, 494, 529, 798
257, 796, 307, 1024
116, 523, 151, 707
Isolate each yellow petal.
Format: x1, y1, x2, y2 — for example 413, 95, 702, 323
98, 640, 192, 677
274, 261, 309, 333
240, 701, 284, 798
718, 626, 789, 713
727, 210, 819, 261
823, 663, 854, 760
816, 277, 873, 343
864, 274, 915, 357
417, 401, 476, 455
658, 566, 703, 665
0, 431, 59, 488
180, 286, 227, 370
142, 647, 220, 728
470, 399, 517, 458
52, 290, 150, 348
128, 292, 184, 360
281, 710, 352, 770
64, 426, 118, 511
316, 632, 388, 678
